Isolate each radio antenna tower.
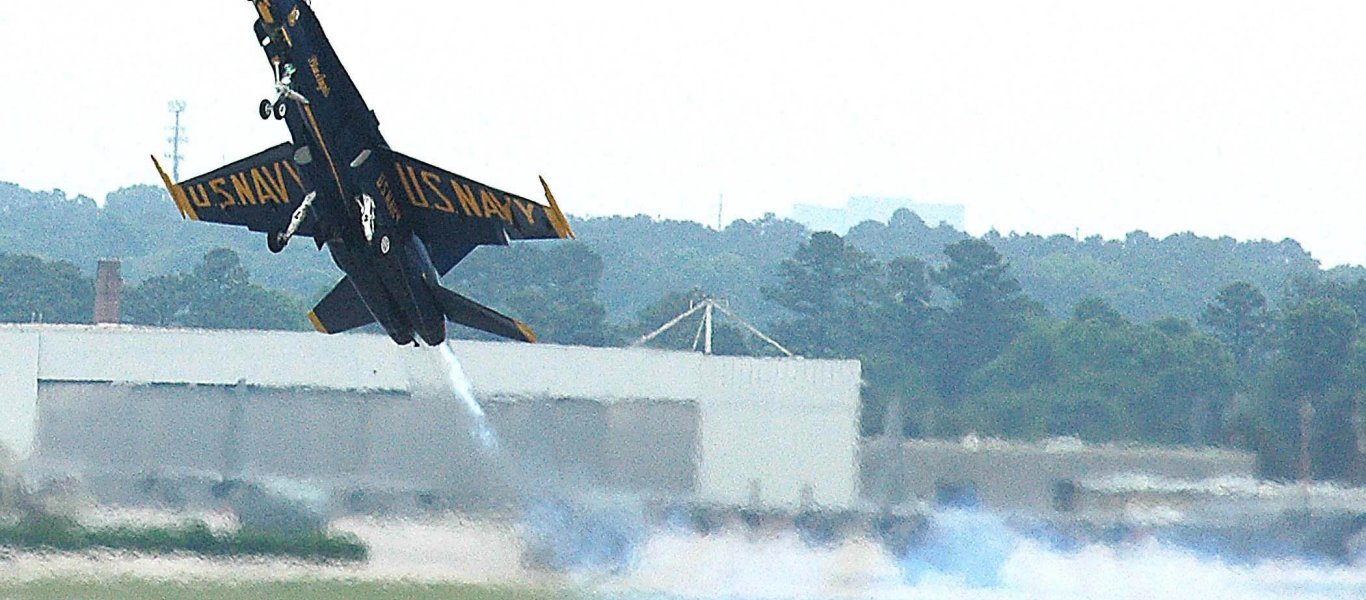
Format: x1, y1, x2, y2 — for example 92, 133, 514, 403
166, 100, 188, 180
632, 296, 795, 357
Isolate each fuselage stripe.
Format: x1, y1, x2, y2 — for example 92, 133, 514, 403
303, 104, 346, 199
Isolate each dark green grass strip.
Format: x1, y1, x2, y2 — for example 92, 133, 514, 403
0, 512, 366, 562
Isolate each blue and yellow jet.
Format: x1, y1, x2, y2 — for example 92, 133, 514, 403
153, 0, 574, 346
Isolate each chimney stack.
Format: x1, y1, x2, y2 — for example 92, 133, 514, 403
94, 259, 122, 324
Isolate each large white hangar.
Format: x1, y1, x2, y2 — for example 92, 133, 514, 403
0, 324, 862, 510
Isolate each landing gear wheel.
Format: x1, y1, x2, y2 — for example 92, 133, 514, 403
273, 100, 288, 120
258, 99, 273, 120
267, 232, 288, 253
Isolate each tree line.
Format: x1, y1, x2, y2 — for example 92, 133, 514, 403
4, 181, 1366, 481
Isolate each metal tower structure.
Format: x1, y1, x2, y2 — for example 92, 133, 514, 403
166, 100, 188, 181
632, 297, 795, 357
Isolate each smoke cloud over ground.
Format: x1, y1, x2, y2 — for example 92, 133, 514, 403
4, 346, 1360, 599
410, 344, 1366, 600
5, 511, 1364, 600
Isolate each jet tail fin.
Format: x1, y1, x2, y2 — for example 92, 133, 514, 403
431, 285, 537, 343
307, 277, 377, 334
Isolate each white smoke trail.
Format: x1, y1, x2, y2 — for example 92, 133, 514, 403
898, 509, 1019, 588
433, 342, 500, 454
597, 514, 1366, 600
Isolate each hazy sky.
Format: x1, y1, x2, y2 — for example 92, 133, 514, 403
3, 1, 1365, 264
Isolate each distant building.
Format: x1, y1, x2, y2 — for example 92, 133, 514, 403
792, 196, 965, 235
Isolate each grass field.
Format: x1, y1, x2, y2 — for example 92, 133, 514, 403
0, 512, 368, 562
0, 578, 576, 600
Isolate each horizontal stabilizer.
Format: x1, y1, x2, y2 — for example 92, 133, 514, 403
307, 277, 376, 334
431, 285, 537, 343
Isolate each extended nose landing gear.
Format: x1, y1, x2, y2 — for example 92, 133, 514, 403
258, 59, 308, 121
258, 99, 288, 120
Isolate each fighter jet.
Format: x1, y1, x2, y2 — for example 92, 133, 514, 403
152, 0, 574, 346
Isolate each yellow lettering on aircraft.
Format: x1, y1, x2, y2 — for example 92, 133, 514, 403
187, 184, 212, 208
451, 181, 482, 217
376, 173, 402, 222
209, 161, 302, 209
374, 173, 398, 221
247, 170, 274, 205
511, 197, 537, 225
387, 159, 551, 225
421, 170, 456, 213
480, 189, 512, 223
262, 163, 292, 204
210, 178, 235, 208
393, 163, 417, 207
309, 56, 332, 98
376, 173, 393, 200
230, 173, 256, 205
403, 166, 431, 208
281, 161, 304, 188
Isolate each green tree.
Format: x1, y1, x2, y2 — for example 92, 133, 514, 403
1199, 281, 1270, 374
122, 273, 193, 326
459, 243, 620, 346
876, 256, 936, 354
122, 249, 307, 331
0, 254, 94, 323
1277, 299, 1357, 399
1140, 321, 1236, 444
765, 232, 883, 359
1267, 298, 1359, 480
930, 239, 1033, 400
1072, 296, 1128, 327
965, 304, 1234, 445
859, 256, 941, 437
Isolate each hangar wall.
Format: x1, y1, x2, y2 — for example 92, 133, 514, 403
0, 331, 38, 458
0, 325, 862, 510
861, 437, 1256, 513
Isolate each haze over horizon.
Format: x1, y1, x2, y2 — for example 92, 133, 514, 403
3, 1, 1365, 265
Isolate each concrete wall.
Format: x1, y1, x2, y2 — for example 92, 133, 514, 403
0, 330, 38, 458
698, 357, 860, 508
1, 325, 862, 510
35, 382, 623, 504
30, 326, 410, 390
861, 437, 1258, 514
604, 401, 699, 495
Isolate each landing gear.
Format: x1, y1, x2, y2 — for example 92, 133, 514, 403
259, 98, 287, 120
267, 190, 318, 254
268, 232, 288, 253
258, 59, 308, 121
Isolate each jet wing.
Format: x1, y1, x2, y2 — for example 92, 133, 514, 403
152, 143, 312, 235
385, 151, 574, 268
